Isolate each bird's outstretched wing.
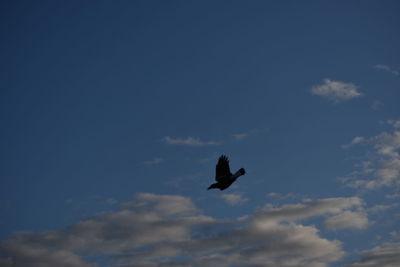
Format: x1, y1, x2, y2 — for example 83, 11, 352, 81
215, 155, 231, 181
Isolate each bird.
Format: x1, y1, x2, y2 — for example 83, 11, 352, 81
207, 155, 246, 190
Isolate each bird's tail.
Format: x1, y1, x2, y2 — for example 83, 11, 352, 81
207, 183, 217, 190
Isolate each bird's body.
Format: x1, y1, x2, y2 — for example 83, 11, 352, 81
207, 155, 246, 190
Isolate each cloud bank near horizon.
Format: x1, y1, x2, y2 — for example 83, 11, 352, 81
0, 193, 375, 267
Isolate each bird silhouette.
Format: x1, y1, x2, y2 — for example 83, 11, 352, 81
207, 155, 246, 190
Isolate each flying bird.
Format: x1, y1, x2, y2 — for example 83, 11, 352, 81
207, 155, 246, 190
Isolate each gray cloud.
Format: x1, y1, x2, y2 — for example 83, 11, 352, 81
256, 197, 364, 224
324, 211, 368, 230
311, 78, 362, 103
345, 242, 400, 267
0, 194, 367, 267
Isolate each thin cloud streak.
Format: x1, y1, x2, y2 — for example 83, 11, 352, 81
374, 64, 400, 76
143, 157, 164, 166
163, 136, 221, 146
231, 133, 249, 140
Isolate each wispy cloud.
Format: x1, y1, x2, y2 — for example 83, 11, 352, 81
368, 204, 396, 213
374, 64, 400, 76
388, 119, 400, 128
371, 100, 383, 110
342, 122, 400, 190
220, 193, 248, 206
232, 133, 249, 140
105, 198, 118, 205
0, 194, 368, 267
143, 157, 163, 166
163, 136, 221, 146
342, 136, 366, 149
267, 192, 299, 201
231, 128, 268, 141
386, 192, 400, 199
311, 78, 362, 103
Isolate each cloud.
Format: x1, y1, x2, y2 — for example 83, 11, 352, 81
342, 136, 366, 149
231, 128, 268, 141
345, 242, 400, 267
388, 120, 400, 128
267, 192, 300, 201
343, 124, 400, 190
367, 204, 395, 213
220, 193, 248, 205
324, 211, 368, 230
105, 198, 118, 205
371, 100, 383, 110
0, 194, 214, 267
311, 78, 362, 103
163, 136, 220, 146
257, 197, 365, 225
0, 194, 367, 267
374, 64, 400, 76
143, 157, 163, 166
232, 133, 249, 140
386, 192, 400, 199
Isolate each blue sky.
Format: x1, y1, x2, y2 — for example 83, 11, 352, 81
1, 1, 399, 266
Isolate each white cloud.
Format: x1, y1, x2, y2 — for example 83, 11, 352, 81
220, 193, 248, 205
163, 136, 220, 146
0, 194, 367, 267
374, 64, 400, 76
345, 242, 400, 267
311, 78, 362, 103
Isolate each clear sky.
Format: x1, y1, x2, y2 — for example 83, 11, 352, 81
1, 1, 399, 266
